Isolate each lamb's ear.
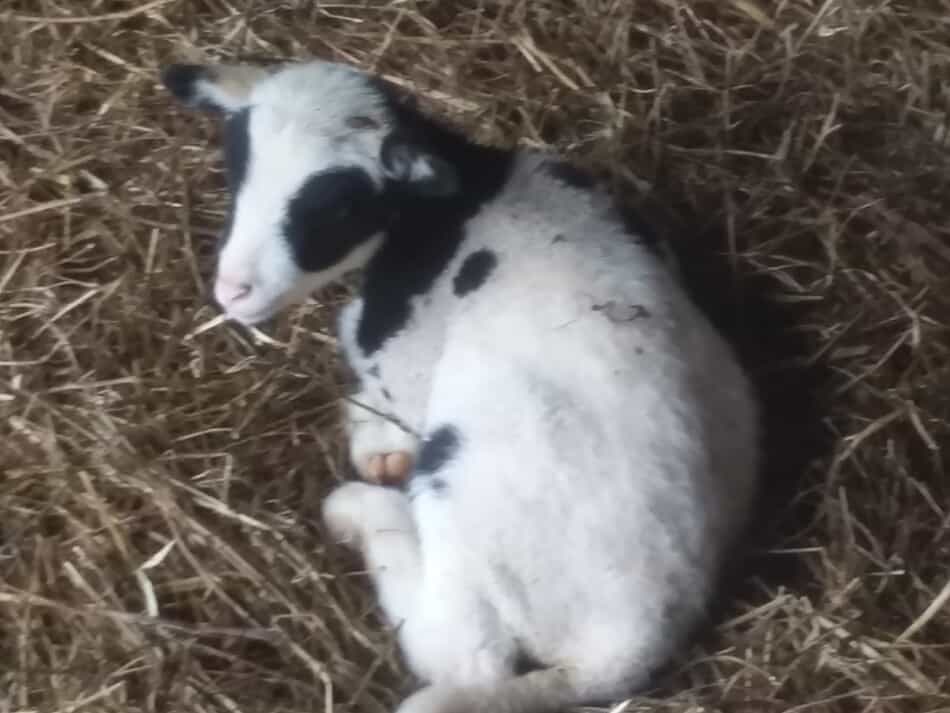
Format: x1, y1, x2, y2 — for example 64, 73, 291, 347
160, 63, 272, 114
380, 133, 459, 197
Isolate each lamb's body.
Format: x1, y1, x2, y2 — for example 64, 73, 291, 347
161, 60, 760, 713
329, 152, 758, 711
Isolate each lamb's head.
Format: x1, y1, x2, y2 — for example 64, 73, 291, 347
162, 60, 459, 325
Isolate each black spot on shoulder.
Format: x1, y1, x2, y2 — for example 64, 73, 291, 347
223, 108, 251, 193
545, 160, 596, 189
415, 426, 461, 475
355, 80, 515, 355
284, 167, 391, 272
453, 249, 498, 297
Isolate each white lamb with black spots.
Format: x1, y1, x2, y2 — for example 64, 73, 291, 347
162, 59, 760, 713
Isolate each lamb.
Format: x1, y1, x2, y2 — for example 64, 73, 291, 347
161, 58, 760, 713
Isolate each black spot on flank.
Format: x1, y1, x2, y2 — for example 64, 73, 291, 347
453, 249, 498, 297
284, 167, 392, 273
367, 364, 381, 379
355, 79, 515, 355
223, 108, 251, 193
545, 160, 596, 189
414, 426, 461, 475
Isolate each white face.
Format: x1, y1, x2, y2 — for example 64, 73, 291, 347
163, 61, 456, 325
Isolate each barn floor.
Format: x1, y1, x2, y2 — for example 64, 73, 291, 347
2, 1, 949, 711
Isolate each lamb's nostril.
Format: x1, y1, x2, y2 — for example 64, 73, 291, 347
215, 277, 254, 306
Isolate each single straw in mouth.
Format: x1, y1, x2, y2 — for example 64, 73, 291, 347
184, 311, 289, 348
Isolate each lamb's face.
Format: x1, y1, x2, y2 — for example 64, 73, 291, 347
162, 61, 457, 325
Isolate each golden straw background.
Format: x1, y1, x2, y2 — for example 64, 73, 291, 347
1, 1, 949, 711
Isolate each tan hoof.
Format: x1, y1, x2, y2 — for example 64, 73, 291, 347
361, 451, 413, 486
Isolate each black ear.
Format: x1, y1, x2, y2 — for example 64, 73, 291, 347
368, 77, 420, 112
161, 64, 215, 109
380, 133, 459, 197
160, 62, 271, 114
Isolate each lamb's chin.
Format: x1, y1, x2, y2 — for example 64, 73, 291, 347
223, 302, 283, 327
226, 289, 317, 327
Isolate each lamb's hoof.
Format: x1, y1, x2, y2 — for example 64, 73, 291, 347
361, 451, 414, 486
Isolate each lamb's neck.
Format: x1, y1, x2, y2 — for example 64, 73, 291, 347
355, 138, 513, 356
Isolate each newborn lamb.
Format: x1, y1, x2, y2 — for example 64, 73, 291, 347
162, 58, 760, 713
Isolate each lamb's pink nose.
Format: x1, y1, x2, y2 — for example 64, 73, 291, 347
215, 275, 253, 307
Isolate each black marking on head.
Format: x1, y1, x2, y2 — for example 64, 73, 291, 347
284, 167, 392, 273
545, 160, 596, 189
369, 77, 419, 111
415, 426, 460, 475
355, 80, 515, 355
453, 249, 498, 297
223, 108, 251, 192
161, 64, 213, 109
218, 108, 252, 244
380, 132, 460, 197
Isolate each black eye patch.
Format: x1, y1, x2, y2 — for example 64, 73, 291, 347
284, 168, 390, 273
223, 108, 251, 192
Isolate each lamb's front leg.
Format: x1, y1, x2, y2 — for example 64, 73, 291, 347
345, 390, 419, 485
337, 297, 423, 485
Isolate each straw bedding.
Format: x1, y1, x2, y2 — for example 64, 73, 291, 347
1, 1, 949, 711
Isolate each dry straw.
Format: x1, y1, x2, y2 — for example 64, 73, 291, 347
1, 1, 949, 712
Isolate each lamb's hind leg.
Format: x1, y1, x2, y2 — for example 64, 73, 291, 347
322, 481, 421, 625
322, 482, 517, 688
394, 625, 659, 713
